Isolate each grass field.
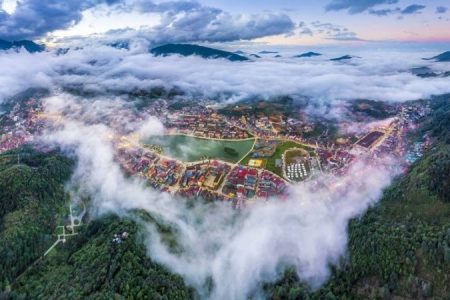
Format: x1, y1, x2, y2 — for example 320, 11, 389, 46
265, 141, 314, 178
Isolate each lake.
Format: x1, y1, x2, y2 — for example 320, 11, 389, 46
144, 135, 255, 163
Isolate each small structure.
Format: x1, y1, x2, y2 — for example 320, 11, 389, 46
248, 159, 264, 168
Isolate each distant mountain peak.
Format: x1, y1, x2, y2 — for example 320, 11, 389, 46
150, 44, 249, 61
424, 51, 450, 62
293, 51, 322, 58
0, 39, 44, 53
259, 50, 279, 54
330, 55, 353, 61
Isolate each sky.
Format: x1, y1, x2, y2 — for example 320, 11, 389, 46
1, 0, 450, 46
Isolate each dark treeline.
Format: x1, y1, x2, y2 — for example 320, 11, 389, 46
10, 216, 194, 299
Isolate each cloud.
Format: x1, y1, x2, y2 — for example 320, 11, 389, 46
0, 0, 295, 44
401, 4, 426, 15
153, 12, 295, 44
136, 116, 165, 139
2, 45, 450, 106
310, 21, 362, 41
298, 21, 313, 37
368, 8, 400, 16
325, 0, 398, 14
40, 93, 399, 299
0, 50, 54, 100
111, 1, 296, 44
0, 0, 121, 40
368, 3, 425, 17
326, 0, 425, 17
436, 6, 448, 14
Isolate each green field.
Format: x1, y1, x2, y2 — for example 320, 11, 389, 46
144, 135, 255, 163
264, 141, 314, 177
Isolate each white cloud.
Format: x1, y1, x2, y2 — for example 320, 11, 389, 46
1, 45, 450, 105
136, 116, 165, 139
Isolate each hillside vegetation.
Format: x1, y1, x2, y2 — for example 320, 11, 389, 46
10, 216, 193, 299
0, 148, 73, 292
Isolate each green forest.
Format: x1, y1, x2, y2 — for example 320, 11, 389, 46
0, 97, 449, 299
0, 147, 73, 292
0, 148, 192, 299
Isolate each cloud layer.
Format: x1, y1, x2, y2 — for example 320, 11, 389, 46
326, 0, 426, 17
0, 0, 295, 44
326, 0, 399, 14
1, 45, 450, 106
129, 0, 295, 44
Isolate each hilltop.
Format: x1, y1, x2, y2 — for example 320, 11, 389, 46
259, 50, 279, 54
150, 44, 249, 61
293, 51, 322, 58
330, 55, 353, 61
0, 39, 44, 53
424, 51, 450, 62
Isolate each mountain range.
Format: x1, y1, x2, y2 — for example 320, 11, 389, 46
330, 55, 353, 61
150, 44, 249, 61
424, 51, 450, 62
0, 39, 44, 53
293, 52, 322, 58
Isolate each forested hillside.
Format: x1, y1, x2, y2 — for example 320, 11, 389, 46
10, 216, 193, 299
0, 148, 73, 292
0, 149, 193, 299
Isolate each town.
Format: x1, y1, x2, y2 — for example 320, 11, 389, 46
0, 93, 432, 205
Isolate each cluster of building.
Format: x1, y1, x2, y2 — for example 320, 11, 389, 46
112, 232, 129, 245
117, 146, 159, 175
399, 103, 431, 123
146, 159, 183, 187
221, 166, 286, 201
222, 166, 259, 199
177, 186, 226, 202
256, 171, 286, 199
317, 149, 355, 176
229, 115, 278, 138
0, 98, 45, 153
117, 144, 183, 189
180, 160, 230, 190
356, 131, 385, 149
286, 162, 309, 181
249, 139, 278, 158
176, 160, 231, 201
166, 112, 250, 139
285, 118, 316, 138
405, 135, 432, 164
